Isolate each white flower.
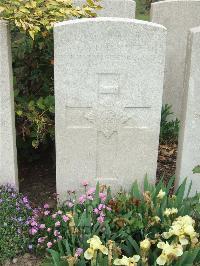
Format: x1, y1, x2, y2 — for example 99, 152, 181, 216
157, 189, 166, 199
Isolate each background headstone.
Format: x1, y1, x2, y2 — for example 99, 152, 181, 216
74, 0, 136, 18
54, 17, 166, 198
0, 21, 18, 188
176, 26, 200, 196
151, 0, 200, 119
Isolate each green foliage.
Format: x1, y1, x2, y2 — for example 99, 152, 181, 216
193, 166, 200, 174
160, 104, 180, 144
0, 185, 33, 263
0, 0, 100, 151
28, 179, 200, 265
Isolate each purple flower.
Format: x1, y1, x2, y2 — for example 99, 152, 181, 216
44, 203, 49, 209
44, 210, 50, 216
22, 196, 28, 204
31, 221, 37, 227
75, 248, 83, 257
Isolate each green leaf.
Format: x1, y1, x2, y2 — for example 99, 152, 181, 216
47, 249, 60, 266
193, 165, 200, 174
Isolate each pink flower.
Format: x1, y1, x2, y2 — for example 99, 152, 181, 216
44, 203, 49, 209
39, 224, 46, 229
47, 242, 53, 248
98, 204, 105, 210
67, 202, 74, 208
106, 206, 112, 211
58, 235, 63, 240
29, 228, 38, 235
87, 187, 96, 195
62, 215, 69, 222
82, 180, 89, 187
55, 221, 61, 227
97, 215, 105, 224
47, 228, 52, 232
38, 237, 45, 243
57, 210, 62, 215
93, 208, 99, 214
54, 230, 59, 237
44, 210, 50, 216
31, 221, 37, 227
52, 213, 57, 219
79, 195, 86, 204
87, 195, 93, 201
99, 192, 107, 202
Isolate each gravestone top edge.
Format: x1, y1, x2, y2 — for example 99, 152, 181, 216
152, 0, 200, 7
54, 17, 166, 30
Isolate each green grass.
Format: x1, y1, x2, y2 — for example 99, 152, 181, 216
135, 0, 150, 21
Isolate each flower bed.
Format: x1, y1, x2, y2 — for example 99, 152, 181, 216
0, 178, 200, 265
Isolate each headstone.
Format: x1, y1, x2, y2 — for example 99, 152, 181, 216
0, 21, 18, 188
151, 0, 200, 119
54, 17, 166, 198
74, 0, 136, 18
176, 26, 200, 196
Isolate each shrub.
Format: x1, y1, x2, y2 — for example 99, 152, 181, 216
0, 185, 34, 263
0, 0, 101, 152
160, 104, 180, 144
29, 178, 200, 265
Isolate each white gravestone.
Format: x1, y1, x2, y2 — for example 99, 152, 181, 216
74, 0, 136, 18
54, 18, 166, 198
151, 0, 200, 119
0, 21, 18, 188
176, 27, 200, 196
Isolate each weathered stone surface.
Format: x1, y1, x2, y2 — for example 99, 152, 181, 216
74, 0, 136, 18
176, 27, 200, 196
0, 21, 18, 188
151, 0, 200, 119
54, 17, 166, 198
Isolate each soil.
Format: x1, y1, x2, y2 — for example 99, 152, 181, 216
19, 142, 178, 206
3, 253, 42, 266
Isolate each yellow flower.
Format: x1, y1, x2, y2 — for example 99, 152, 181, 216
99, 244, 108, 255
156, 241, 183, 265
164, 208, 178, 217
84, 235, 108, 261
164, 215, 199, 246
140, 239, 151, 251
84, 248, 94, 260
87, 235, 102, 250
154, 216, 161, 223
114, 255, 140, 266
157, 189, 166, 199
